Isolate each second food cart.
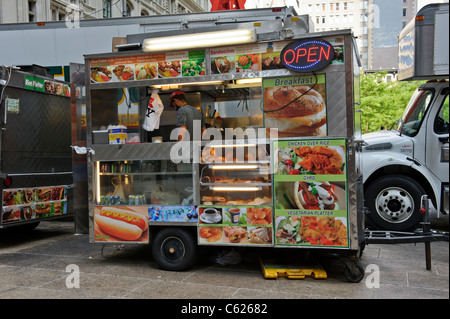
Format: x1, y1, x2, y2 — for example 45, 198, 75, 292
0, 65, 73, 230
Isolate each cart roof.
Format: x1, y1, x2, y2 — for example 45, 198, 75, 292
83, 29, 353, 60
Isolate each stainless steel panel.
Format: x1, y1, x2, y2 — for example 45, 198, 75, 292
70, 63, 89, 234
0, 69, 73, 227
325, 68, 347, 137
1, 87, 72, 175
92, 142, 192, 161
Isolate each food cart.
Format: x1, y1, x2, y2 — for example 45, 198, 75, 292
84, 7, 365, 282
0, 65, 73, 229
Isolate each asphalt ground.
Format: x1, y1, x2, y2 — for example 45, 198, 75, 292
0, 219, 448, 305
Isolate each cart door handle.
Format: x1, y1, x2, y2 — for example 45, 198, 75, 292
2, 99, 6, 129
71, 146, 95, 155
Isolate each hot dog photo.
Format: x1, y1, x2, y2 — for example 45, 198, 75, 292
94, 206, 149, 242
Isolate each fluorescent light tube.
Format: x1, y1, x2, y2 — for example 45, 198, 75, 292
211, 186, 261, 191
209, 164, 259, 170
210, 143, 257, 148
143, 28, 256, 52
96, 161, 100, 204
151, 81, 222, 88
235, 78, 262, 84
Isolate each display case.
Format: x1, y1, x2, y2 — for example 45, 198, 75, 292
95, 159, 194, 206
199, 142, 272, 206
196, 142, 273, 246
89, 143, 199, 243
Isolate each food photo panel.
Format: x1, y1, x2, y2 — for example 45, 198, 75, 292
197, 206, 273, 246
263, 74, 327, 138
275, 215, 348, 247
94, 206, 149, 243
199, 207, 223, 224
272, 138, 349, 248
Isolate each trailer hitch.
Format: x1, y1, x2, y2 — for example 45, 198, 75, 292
365, 195, 449, 270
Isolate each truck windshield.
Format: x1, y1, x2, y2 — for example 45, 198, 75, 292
397, 88, 433, 136
434, 91, 449, 134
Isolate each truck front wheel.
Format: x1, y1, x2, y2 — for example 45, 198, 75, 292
151, 227, 198, 271
365, 175, 426, 231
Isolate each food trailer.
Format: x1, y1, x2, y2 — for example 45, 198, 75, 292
0, 65, 73, 229
84, 7, 365, 282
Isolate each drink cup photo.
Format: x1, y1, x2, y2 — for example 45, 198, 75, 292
228, 208, 241, 224
204, 208, 218, 217
200, 207, 222, 224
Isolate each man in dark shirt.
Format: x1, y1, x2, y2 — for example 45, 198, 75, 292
170, 91, 205, 141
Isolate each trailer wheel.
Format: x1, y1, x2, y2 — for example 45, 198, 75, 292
365, 174, 426, 231
152, 227, 197, 271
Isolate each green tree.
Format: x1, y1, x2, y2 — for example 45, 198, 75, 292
360, 72, 424, 133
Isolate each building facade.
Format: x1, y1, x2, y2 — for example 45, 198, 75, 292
298, 0, 370, 69
297, 0, 447, 70
0, 0, 208, 24
2, 0, 446, 70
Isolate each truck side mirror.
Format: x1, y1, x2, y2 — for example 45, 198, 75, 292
438, 136, 449, 144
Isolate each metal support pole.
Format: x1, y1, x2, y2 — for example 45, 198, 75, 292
425, 242, 431, 270
421, 195, 432, 270
122, 0, 127, 17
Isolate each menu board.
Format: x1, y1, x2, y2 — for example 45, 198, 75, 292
24, 75, 70, 97
89, 42, 289, 83
198, 206, 273, 246
210, 43, 267, 74
2, 185, 68, 224
89, 50, 206, 83
89, 37, 345, 85
272, 138, 349, 248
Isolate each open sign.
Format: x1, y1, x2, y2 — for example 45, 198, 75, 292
281, 39, 335, 72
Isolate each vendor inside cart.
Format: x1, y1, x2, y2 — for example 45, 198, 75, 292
169, 90, 205, 141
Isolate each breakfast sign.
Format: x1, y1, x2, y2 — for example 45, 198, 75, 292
263, 74, 328, 138
272, 138, 350, 248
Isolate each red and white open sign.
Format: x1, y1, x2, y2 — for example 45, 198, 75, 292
280, 39, 335, 72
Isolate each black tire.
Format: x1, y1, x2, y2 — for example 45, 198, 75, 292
19, 221, 40, 232
344, 263, 365, 283
5, 221, 40, 233
151, 227, 198, 271
365, 174, 426, 231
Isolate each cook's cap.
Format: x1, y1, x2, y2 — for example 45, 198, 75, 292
169, 90, 185, 108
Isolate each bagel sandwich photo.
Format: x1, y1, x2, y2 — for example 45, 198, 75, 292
263, 80, 327, 137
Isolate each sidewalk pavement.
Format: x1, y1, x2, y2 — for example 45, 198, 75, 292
0, 220, 448, 299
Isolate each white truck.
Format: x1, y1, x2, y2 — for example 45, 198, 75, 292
362, 3, 449, 231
